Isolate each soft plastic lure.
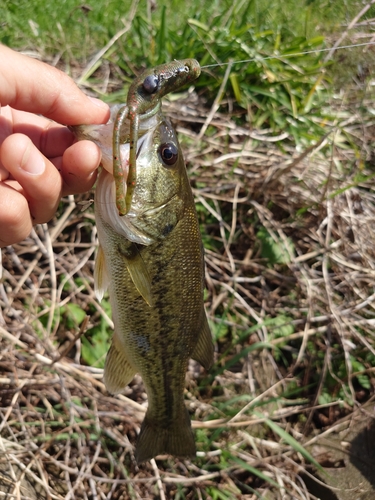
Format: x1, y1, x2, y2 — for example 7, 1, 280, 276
112, 59, 201, 215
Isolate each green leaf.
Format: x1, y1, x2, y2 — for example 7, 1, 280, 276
254, 411, 324, 473
256, 228, 294, 264
229, 73, 242, 103
231, 457, 280, 489
81, 332, 110, 368
187, 19, 210, 32
64, 303, 86, 326
215, 342, 274, 377
267, 315, 294, 338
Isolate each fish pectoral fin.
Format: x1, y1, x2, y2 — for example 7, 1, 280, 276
94, 245, 109, 302
103, 335, 137, 394
122, 248, 153, 307
192, 313, 214, 371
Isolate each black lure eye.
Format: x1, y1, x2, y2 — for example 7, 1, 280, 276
158, 143, 178, 166
143, 75, 159, 94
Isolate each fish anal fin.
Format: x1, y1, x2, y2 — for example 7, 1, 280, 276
121, 246, 153, 307
192, 313, 214, 371
94, 245, 109, 302
135, 408, 196, 464
103, 334, 137, 394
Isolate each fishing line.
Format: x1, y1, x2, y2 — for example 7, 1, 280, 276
200, 40, 375, 69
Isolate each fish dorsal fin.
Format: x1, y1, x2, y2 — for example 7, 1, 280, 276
120, 245, 153, 307
191, 312, 214, 370
103, 333, 137, 394
94, 245, 109, 302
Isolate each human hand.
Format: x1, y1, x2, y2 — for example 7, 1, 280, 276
0, 45, 110, 247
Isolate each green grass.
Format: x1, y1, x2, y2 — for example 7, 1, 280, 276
3, 0, 374, 141
2, 0, 368, 56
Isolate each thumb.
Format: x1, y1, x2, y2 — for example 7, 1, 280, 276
0, 133, 62, 224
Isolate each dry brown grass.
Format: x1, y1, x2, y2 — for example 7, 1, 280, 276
1, 53, 375, 498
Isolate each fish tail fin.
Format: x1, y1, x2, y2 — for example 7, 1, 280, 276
135, 408, 196, 463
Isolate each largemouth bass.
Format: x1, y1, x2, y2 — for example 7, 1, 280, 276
72, 60, 214, 463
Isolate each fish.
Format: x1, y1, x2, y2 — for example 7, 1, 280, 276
71, 60, 214, 463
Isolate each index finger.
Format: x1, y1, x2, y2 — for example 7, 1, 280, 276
0, 45, 109, 125
0, 106, 74, 159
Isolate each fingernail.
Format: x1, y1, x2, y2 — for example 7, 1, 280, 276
21, 143, 46, 175
88, 96, 109, 111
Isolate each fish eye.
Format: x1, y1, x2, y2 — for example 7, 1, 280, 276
158, 143, 178, 166
143, 75, 159, 94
